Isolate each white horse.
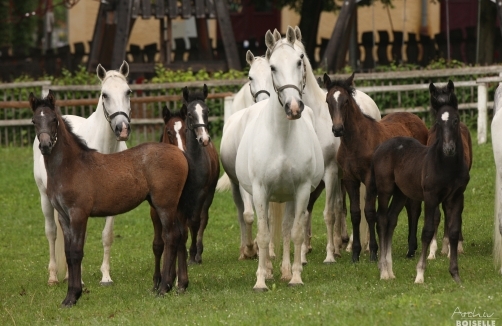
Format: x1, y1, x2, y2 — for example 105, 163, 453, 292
492, 83, 502, 274
219, 51, 273, 260
33, 61, 132, 285
236, 31, 324, 290
267, 26, 381, 263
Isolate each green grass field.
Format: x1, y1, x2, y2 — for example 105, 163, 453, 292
0, 133, 501, 326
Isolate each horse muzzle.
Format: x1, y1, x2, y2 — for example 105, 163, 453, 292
38, 133, 54, 155
285, 100, 304, 120
443, 141, 456, 156
115, 121, 130, 141
332, 125, 344, 137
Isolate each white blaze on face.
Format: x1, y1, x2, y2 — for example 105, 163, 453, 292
174, 121, 184, 152
441, 111, 449, 122
195, 103, 210, 143
40, 111, 45, 117
333, 90, 341, 103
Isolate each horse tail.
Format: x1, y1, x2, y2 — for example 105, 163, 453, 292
216, 173, 232, 192
494, 173, 502, 273
269, 202, 285, 254
54, 209, 67, 280
360, 184, 369, 251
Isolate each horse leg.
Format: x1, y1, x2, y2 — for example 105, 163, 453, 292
345, 179, 362, 262
177, 220, 190, 292
322, 167, 343, 263
252, 189, 271, 291
371, 180, 391, 279
281, 202, 294, 281
99, 216, 114, 285
444, 193, 464, 283
41, 194, 59, 285
195, 191, 215, 264
149, 207, 163, 291
415, 198, 439, 284
441, 205, 450, 256
305, 181, 325, 255
59, 210, 87, 308
427, 207, 441, 260
362, 177, 378, 262
384, 190, 408, 279
158, 207, 182, 295
404, 199, 422, 258
289, 184, 311, 286
232, 182, 257, 260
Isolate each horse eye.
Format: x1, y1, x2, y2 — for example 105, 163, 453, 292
297, 60, 302, 67
270, 65, 276, 72
249, 76, 253, 81
300, 53, 304, 59
102, 93, 108, 99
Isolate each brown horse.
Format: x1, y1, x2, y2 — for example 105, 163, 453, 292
427, 80, 472, 259
323, 73, 429, 262
30, 91, 189, 307
368, 101, 470, 282
159, 84, 220, 264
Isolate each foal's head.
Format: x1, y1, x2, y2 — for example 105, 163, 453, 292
246, 51, 272, 103
96, 61, 132, 141
323, 73, 356, 137
434, 104, 461, 157
30, 90, 59, 155
161, 107, 186, 152
265, 26, 306, 120
429, 80, 458, 118
182, 84, 211, 146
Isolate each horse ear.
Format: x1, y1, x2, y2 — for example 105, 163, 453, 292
429, 82, 437, 95
182, 86, 189, 104
96, 64, 106, 81
294, 26, 302, 42
447, 79, 454, 93
323, 73, 332, 89
119, 60, 129, 78
286, 26, 296, 44
246, 50, 255, 65
162, 105, 171, 123
347, 72, 355, 86
203, 84, 208, 100
265, 30, 275, 49
266, 48, 272, 60
46, 90, 56, 108
273, 29, 281, 42
180, 104, 187, 120
29, 92, 38, 111
317, 77, 324, 88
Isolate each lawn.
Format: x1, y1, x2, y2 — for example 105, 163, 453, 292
0, 133, 501, 326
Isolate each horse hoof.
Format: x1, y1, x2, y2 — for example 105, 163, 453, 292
334, 252, 342, 258
60, 298, 76, 308
406, 251, 415, 259
352, 256, 360, 263
100, 281, 113, 286
48, 280, 59, 286
302, 261, 308, 266
369, 253, 378, 262
288, 282, 304, 287
253, 287, 269, 293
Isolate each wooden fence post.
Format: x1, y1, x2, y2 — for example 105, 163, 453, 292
224, 95, 234, 123
477, 82, 488, 144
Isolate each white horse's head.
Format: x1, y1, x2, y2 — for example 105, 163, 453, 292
96, 61, 132, 141
265, 27, 306, 120
246, 51, 272, 103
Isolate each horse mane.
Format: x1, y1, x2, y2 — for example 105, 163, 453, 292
185, 90, 206, 103
325, 78, 356, 98
101, 70, 127, 84
61, 117, 96, 153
